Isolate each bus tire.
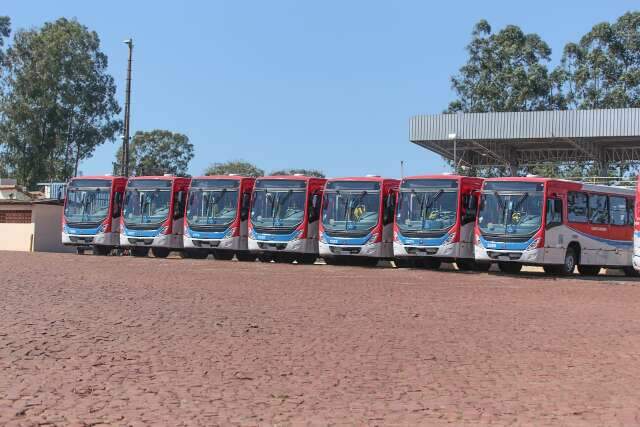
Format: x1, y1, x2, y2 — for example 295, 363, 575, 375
355, 257, 378, 267
543, 265, 558, 275
498, 262, 522, 274
577, 265, 600, 276
324, 256, 347, 266
274, 253, 295, 263
417, 258, 441, 270
93, 245, 111, 256
236, 252, 257, 262
151, 247, 170, 258
130, 247, 149, 257
557, 247, 577, 276
472, 262, 491, 272
183, 249, 208, 259
297, 254, 317, 265
213, 250, 234, 261
395, 258, 414, 268
455, 259, 474, 271
257, 253, 272, 263
76, 247, 86, 255
623, 267, 640, 277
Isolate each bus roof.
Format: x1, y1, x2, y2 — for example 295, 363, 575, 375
483, 177, 635, 196
190, 175, 253, 181
257, 175, 325, 182
69, 175, 126, 181
128, 175, 189, 181
402, 174, 483, 182
325, 176, 399, 183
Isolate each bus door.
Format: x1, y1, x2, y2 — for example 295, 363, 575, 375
172, 181, 187, 235
543, 196, 564, 264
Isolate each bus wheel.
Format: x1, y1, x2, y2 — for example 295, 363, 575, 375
274, 254, 295, 263
93, 245, 111, 256
236, 252, 257, 262
455, 259, 474, 271
473, 262, 491, 272
297, 254, 317, 265
75, 247, 86, 255
213, 250, 234, 261
498, 262, 522, 274
130, 247, 149, 257
183, 249, 208, 259
557, 248, 577, 276
355, 257, 378, 267
258, 253, 272, 263
623, 267, 640, 277
395, 259, 414, 268
577, 265, 601, 276
543, 265, 558, 275
417, 258, 441, 270
151, 247, 170, 258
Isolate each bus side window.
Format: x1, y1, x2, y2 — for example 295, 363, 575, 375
173, 191, 185, 220
383, 191, 396, 225
588, 194, 608, 225
627, 198, 635, 226
112, 192, 123, 218
461, 194, 477, 224
546, 199, 562, 228
568, 192, 588, 223
609, 196, 628, 226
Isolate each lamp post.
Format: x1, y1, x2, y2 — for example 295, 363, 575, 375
122, 38, 133, 176
448, 133, 457, 174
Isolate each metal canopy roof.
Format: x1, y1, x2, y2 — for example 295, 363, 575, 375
410, 108, 640, 170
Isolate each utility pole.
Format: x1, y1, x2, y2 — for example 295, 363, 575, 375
400, 160, 404, 179
121, 38, 133, 176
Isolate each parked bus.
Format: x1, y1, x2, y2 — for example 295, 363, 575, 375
319, 176, 400, 266
393, 174, 485, 270
120, 175, 190, 258
248, 175, 326, 264
62, 175, 127, 255
183, 175, 255, 260
475, 177, 636, 276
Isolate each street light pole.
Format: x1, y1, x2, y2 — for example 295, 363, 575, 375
122, 38, 133, 176
448, 133, 457, 174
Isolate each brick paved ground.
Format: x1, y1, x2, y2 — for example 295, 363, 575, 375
2, 251, 640, 425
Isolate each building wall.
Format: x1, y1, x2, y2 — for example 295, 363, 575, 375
0, 223, 34, 251
32, 204, 74, 253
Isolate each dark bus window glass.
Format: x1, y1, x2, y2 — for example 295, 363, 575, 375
588, 194, 608, 224
610, 196, 627, 226
567, 192, 588, 223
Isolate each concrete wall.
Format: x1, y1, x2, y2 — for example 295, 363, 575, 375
32, 204, 74, 253
0, 223, 34, 251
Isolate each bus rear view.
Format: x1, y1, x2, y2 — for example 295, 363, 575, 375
393, 175, 484, 270
319, 177, 399, 266
184, 175, 255, 260
62, 176, 126, 255
120, 175, 190, 258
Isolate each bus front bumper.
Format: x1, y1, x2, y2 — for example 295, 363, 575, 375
474, 245, 544, 264
120, 233, 183, 249
62, 231, 119, 247
393, 241, 459, 259
248, 237, 314, 254
184, 236, 242, 251
319, 241, 383, 258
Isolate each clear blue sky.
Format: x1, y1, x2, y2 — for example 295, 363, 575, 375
4, 0, 638, 178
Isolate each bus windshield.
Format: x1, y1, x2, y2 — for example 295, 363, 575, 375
396, 179, 458, 233
322, 181, 381, 232
64, 180, 112, 224
478, 181, 544, 237
251, 180, 307, 229
187, 187, 239, 226
123, 180, 172, 226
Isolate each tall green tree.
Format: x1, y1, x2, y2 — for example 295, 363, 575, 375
113, 130, 194, 176
0, 16, 10, 66
204, 160, 264, 177
0, 18, 120, 187
557, 11, 640, 109
269, 168, 325, 178
448, 20, 562, 113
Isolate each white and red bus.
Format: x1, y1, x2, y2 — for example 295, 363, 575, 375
393, 174, 485, 270
183, 175, 255, 260
120, 175, 190, 258
475, 177, 635, 276
319, 176, 400, 266
62, 175, 127, 255
248, 175, 326, 264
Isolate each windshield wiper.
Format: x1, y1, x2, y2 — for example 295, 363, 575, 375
272, 189, 293, 226
345, 191, 367, 230
206, 189, 226, 220
512, 192, 529, 211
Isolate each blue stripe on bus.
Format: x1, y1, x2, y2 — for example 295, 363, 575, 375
252, 229, 300, 242
188, 228, 228, 239
396, 232, 448, 246
123, 227, 161, 238
479, 235, 534, 251
568, 227, 632, 248
322, 232, 371, 246
64, 224, 101, 235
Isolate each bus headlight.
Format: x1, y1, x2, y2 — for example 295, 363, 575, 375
526, 238, 541, 251
319, 233, 327, 243
225, 227, 237, 238
367, 233, 379, 244
291, 230, 303, 241
184, 226, 191, 237
158, 226, 168, 235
